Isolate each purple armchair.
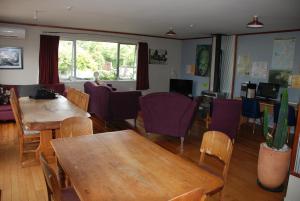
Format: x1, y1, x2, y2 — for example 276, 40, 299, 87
140, 92, 199, 147
210, 99, 242, 140
84, 82, 141, 122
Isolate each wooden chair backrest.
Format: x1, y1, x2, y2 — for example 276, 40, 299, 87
9, 88, 24, 138
169, 188, 207, 201
66, 87, 75, 101
199, 131, 233, 182
67, 87, 89, 111
60, 117, 93, 138
39, 153, 62, 201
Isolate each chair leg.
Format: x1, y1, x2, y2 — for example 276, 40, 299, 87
46, 184, 52, 201
287, 127, 291, 143
272, 123, 277, 135
252, 120, 256, 134
19, 138, 24, 163
219, 190, 224, 201
180, 137, 184, 153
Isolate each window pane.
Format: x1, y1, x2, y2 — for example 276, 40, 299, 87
76, 40, 118, 80
58, 40, 73, 79
119, 44, 137, 80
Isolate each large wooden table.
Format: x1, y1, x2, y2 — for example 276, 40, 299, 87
51, 130, 224, 201
19, 95, 90, 161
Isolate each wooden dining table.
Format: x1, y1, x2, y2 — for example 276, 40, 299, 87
19, 95, 90, 161
51, 130, 224, 201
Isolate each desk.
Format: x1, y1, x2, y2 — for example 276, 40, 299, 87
51, 130, 224, 201
19, 96, 90, 161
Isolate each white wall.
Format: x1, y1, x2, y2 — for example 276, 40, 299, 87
285, 175, 300, 201
0, 23, 182, 92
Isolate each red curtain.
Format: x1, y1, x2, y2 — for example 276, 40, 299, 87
39, 35, 60, 84
136, 42, 149, 90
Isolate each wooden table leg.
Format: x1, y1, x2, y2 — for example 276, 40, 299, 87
57, 159, 66, 188
35, 130, 55, 162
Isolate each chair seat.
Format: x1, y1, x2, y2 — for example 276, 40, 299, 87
61, 187, 80, 201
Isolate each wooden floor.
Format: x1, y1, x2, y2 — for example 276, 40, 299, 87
0, 115, 284, 201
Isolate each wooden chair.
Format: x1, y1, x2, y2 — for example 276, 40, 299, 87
169, 188, 207, 201
67, 87, 89, 111
60, 116, 93, 138
199, 131, 233, 200
9, 88, 40, 165
39, 153, 80, 201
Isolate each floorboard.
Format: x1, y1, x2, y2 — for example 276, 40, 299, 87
0, 115, 284, 201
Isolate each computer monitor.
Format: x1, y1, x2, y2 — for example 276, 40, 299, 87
256, 82, 280, 100
169, 79, 193, 96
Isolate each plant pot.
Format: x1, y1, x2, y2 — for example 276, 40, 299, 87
257, 143, 291, 190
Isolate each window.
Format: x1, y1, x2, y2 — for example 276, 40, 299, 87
58, 40, 74, 80
58, 40, 137, 80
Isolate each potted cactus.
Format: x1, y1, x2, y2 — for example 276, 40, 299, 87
257, 89, 291, 191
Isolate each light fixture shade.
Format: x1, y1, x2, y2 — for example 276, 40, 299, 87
247, 16, 264, 28
166, 29, 176, 36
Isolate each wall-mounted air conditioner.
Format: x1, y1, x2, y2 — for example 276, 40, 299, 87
0, 27, 26, 39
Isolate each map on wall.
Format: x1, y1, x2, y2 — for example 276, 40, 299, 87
271, 38, 296, 69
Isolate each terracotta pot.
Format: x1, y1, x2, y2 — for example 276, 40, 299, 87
257, 143, 291, 189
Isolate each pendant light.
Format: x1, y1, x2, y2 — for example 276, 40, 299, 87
247, 16, 264, 28
166, 28, 176, 36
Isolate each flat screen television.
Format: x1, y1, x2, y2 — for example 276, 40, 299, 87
256, 82, 280, 100
169, 79, 193, 96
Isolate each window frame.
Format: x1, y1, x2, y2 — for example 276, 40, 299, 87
58, 39, 137, 81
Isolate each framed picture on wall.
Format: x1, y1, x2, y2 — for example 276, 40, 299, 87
149, 49, 168, 65
195, 45, 211, 77
0, 47, 23, 69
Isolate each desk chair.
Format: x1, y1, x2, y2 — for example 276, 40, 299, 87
273, 103, 296, 140
241, 97, 262, 134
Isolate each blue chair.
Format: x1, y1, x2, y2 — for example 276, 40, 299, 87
273, 103, 296, 139
241, 97, 262, 134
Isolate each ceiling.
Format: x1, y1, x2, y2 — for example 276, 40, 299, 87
0, 0, 300, 39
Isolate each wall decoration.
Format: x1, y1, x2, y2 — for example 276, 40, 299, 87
251, 61, 268, 79
195, 45, 211, 76
271, 38, 296, 69
290, 75, 300, 89
0, 47, 23, 69
237, 55, 252, 76
149, 49, 167, 65
269, 70, 291, 87
185, 64, 195, 75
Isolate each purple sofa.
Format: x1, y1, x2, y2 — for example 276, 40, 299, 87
0, 83, 66, 121
84, 81, 142, 122
210, 99, 242, 140
140, 92, 199, 147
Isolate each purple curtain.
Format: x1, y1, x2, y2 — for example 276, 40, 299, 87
136, 42, 149, 90
39, 35, 60, 84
